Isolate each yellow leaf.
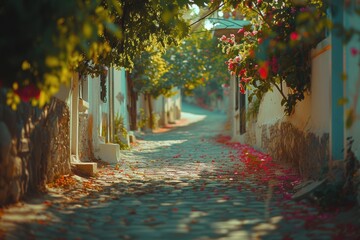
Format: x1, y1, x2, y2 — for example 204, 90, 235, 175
21, 60, 31, 70
12, 82, 19, 90
57, 18, 65, 25
97, 23, 104, 36
44, 73, 59, 86
83, 23, 93, 38
341, 73, 347, 81
38, 91, 47, 108
48, 85, 59, 95
95, 6, 105, 14
31, 98, 38, 106
338, 98, 348, 106
45, 56, 60, 67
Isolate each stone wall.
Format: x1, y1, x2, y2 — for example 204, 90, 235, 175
79, 112, 94, 162
0, 94, 70, 206
246, 120, 329, 179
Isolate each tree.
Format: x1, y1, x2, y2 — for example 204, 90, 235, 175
0, 0, 117, 109
129, 47, 173, 129
163, 29, 229, 108
127, 19, 230, 129
0, 0, 209, 110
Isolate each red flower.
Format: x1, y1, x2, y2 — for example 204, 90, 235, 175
290, 32, 300, 41
351, 48, 359, 56
239, 68, 247, 76
241, 77, 251, 83
258, 38, 263, 44
258, 62, 269, 80
15, 83, 41, 102
228, 63, 235, 71
239, 83, 246, 94
220, 35, 227, 41
227, 38, 234, 44
237, 28, 245, 34
244, 31, 251, 37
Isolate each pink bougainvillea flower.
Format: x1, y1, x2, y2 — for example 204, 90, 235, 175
237, 28, 245, 34
241, 77, 251, 83
234, 56, 241, 63
227, 38, 234, 44
220, 35, 227, 41
239, 83, 246, 94
258, 61, 269, 80
290, 31, 300, 41
230, 33, 235, 38
351, 48, 359, 56
239, 68, 247, 76
252, 30, 258, 36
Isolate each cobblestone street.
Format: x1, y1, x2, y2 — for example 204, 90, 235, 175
1, 103, 360, 240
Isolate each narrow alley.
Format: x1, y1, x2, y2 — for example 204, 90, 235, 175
0, 103, 359, 240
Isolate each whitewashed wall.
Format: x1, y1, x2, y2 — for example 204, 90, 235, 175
229, 37, 332, 177
113, 68, 129, 130
345, 10, 360, 159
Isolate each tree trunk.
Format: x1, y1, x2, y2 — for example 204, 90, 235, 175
126, 72, 137, 131
147, 94, 154, 129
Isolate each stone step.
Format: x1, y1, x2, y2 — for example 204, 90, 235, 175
72, 162, 97, 177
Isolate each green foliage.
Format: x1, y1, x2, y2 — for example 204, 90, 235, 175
247, 96, 261, 120
137, 108, 148, 130
129, 8, 229, 103
0, 0, 209, 110
114, 114, 130, 150
101, 0, 194, 71
130, 47, 173, 98
0, 0, 116, 109
164, 29, 229, 100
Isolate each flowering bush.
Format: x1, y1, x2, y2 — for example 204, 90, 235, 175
0, 1, 116, 110
217, 0, 327, 115
0, 0, 207, 111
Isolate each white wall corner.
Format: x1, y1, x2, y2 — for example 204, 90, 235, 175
96, 143, 120, 164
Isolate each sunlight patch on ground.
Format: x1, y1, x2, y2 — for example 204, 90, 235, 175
181, 111, 206, 124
